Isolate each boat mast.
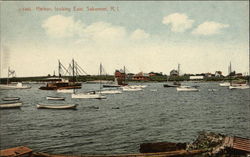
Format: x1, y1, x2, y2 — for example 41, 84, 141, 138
72, 59, 75, 82
178, 64, 180, 76
7, 67, 10, 85
72, 59, 75, 94
58, 60, 61, 78
229, 61, 232, 85
100, 63, 102, 91
123, 66, 126, 84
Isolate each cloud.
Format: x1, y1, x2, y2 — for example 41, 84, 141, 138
42, 15, 85, 38
130, 29, 150, 40
192, 21, 229, 35
42, 15, 151, 45
162, 13, 194, 32
84, 22, 126, 42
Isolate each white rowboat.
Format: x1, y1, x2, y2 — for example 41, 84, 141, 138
2, 97, 20, 101
46, 96, 65, 101
57, 89, 74, 93
121, 86, 142, 91
0, 83, 31, 89
72, 92, 106, 99
229, 84, 250, 89
177, 86, 199, 92
97, 90, 122, 94
37, 104, 78, 109
219, 82, 230, 87
0, 102, 22, 109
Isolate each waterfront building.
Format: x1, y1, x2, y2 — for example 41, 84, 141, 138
132, 72, 150, 81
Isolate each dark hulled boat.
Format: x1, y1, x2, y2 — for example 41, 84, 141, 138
39, 81, 81, 90
163, 81, 181, 88
39, 59, 83, 90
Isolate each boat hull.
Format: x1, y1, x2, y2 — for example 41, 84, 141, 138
177, 86, 199, 92
37, 104, 78, 109
39, 82, 81, 90
229, 85, 250, 89
0, 102, 22, 109
72, 93, 106, 99
122, 86, 142, 91
163, 84, 179, 88
219, 82, 230, 87
97, 90, 122, 94
46, 96, 65, 101
103, 84, 121, 88
57, 89, 74, 93
2, 97, 20, 101
0, 84, 31, 89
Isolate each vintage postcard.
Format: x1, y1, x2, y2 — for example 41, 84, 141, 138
0, 1, 249, 156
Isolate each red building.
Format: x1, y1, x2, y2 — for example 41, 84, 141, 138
132, 72, 150, 81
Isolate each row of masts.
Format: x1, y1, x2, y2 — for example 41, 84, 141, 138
57, 61, 237, 78
58, 59, 88, 78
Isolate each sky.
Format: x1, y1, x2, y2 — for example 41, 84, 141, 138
0, 1, 249, 77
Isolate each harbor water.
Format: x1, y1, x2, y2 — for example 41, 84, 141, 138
0, 82, 249, 154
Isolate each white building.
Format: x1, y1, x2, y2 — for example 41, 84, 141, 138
189, 76, 204, 80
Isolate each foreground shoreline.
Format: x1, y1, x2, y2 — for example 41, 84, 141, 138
1, 132, 249, 157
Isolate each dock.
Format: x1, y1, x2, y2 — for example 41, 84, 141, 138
224, 136, 250, 153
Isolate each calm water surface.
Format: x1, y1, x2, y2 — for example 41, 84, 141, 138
0, 82, 249, 154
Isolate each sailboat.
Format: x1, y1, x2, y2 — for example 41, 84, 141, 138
229, 79, 250, 89
114, 66, 143, 91
102, 77, 121, 88
163, 64, 181, 88
72, 62, 106, 99
219, 62, 232, 87
97, 64, 122, 94
0, 67, 31, 89
227, 62, 250, 89
39, 60, 82, 90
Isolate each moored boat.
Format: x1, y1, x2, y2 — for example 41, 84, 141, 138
72, 92, 107, 99
46, 96, 65, 101
37, 104, 78, 109
71, 62, 106, 99
0, 68, 31, 90
0, 102, 22, 109
163, 84, 180, 88
219, 82, 230, 87
163, 81, 181, 88
2, 97, 20, 101
121, 86, 142, 91
129, 85, 147, 88
0, 83, 31, 90
39, 81, 81, 90
57, 89, 74, 93
39, 60, 82, 90
97, 89, 122, 94
102, 84, 121, 88
177, 86, 199, 92
229, 84, 250, 89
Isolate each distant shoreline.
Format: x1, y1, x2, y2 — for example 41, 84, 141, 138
0, 75, 249, 84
